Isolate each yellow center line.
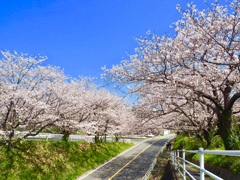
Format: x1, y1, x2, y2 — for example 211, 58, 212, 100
108, 138, 160, 180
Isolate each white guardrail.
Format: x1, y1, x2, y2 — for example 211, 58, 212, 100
171, 148, 240, 180
0, 131, 139, 142
142, 141, 169, 180
142, 158, 157, 180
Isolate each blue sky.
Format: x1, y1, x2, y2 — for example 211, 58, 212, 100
0, 0, 220, 82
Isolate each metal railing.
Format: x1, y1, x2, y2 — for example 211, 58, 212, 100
142, 140, 171, 180
142, 158, 157, 180
171, 148, 240, 180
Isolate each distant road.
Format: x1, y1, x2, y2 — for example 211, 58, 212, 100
77, 135, 175, 180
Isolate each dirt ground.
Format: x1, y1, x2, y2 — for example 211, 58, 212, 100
148, 147, 179, 180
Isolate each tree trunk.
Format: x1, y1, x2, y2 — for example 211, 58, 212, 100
6, 131, 15, 150
115, 133, 119, 142
95, 132, 100, 143
216, 110, 233, 150
62, 131, 70, 142
203, 129, 212, 147
104, 134, 107, 142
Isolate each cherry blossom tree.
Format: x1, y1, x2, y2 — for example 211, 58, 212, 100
103, 0, 240, 149
137, 82, 217, 145
47, 78, 96, 141
0, 50, 138, 146
0, 51, 70, 147
79, 88, 136, 142
171, 0, 240, 149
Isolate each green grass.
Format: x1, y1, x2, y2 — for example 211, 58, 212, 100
172, 134, 240, 175
0, 140, 133, 180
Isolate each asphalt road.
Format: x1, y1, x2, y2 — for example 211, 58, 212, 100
77, 135, 175, 180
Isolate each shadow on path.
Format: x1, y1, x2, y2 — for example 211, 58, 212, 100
149, 148, 181, 180
161, 160, 179, 180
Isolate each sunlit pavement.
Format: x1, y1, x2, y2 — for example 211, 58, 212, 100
77, 134, 175, 180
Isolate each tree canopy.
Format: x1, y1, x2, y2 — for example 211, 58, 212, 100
102, 0, 240, 149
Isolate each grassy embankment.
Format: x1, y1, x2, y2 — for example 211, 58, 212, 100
172, 134, 240, 175
0, 140, 133, 180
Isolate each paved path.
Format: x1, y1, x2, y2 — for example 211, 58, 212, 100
77, 135, 175, 180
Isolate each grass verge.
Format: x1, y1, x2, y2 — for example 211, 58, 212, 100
0, 140, 133, 180
172, 134, 240, 175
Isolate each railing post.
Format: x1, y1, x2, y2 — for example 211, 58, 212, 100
172, 151, 175, 168
174, 150, 177, 170
177, 150, 179, 170
199, 148, 205, 180
183, 149, 186, 180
